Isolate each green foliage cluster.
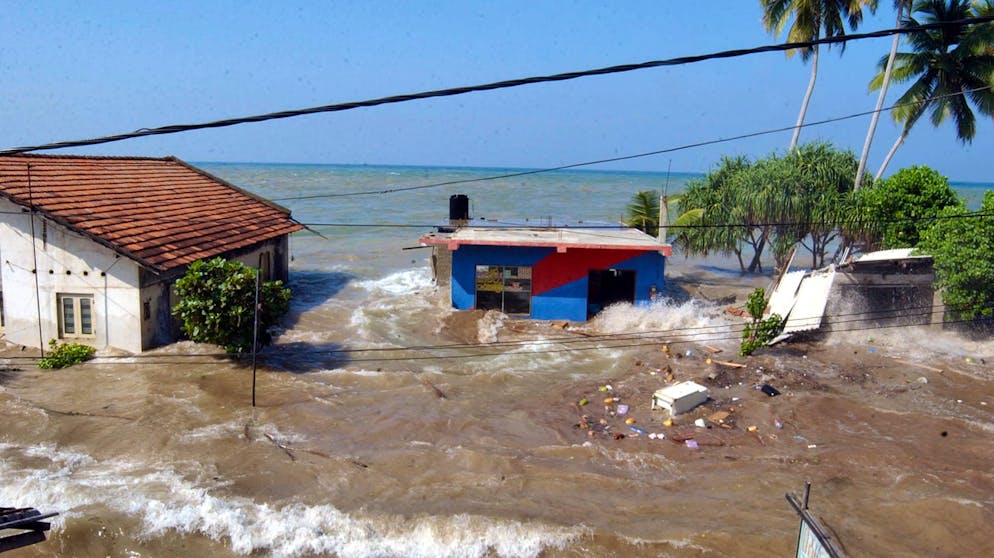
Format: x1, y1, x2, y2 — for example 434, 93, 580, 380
740, 288, 784, 357
673, 142, 868, 273
763, 1, 994, 178
38, 339, 96, 369
624, 190, 661, 237
172, 257, 292, 354
869, 0, 994, 177
852, 165, 964, 249
918, 190, 994, 320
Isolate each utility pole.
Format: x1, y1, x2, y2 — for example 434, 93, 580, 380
251, 260, 260, 407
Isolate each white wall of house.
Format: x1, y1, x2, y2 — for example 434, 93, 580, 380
0, 198, 144, 353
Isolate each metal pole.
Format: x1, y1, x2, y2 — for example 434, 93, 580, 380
26, 164, 45, 357
803, 480, 812, 510
251, 264, 260, 407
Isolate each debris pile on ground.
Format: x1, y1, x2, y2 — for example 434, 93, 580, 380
563, 342, 816, 452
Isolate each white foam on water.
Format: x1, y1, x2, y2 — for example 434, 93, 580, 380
0, 443, 580, 558
479, 341, 580, 374
355, 268, 434, 296
587, 299, 734, 347
825, 325, 994, 366
179, 422, 307, 446
477, 311, 506, 344
180, 421, 244, 442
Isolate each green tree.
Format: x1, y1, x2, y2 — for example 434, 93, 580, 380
673, 156, 755, 272
852, 165, 963, 248
918, 189, 994, 320
172, 257, 291, 354
674, 144, 863, 273
624, 190, 661, 237
871, 0, 994, 178
761, 0, 879, 150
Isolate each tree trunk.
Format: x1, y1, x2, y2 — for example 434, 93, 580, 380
855, 5, 904, 190
746, 232, 768, 274
789, 44, 819, 151
875, 129, 908, 180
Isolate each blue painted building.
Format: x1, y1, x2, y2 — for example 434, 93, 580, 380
421, 224, 671, 322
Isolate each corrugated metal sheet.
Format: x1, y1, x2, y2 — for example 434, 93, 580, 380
767, 270, 806, 319
782, 268, 836, 334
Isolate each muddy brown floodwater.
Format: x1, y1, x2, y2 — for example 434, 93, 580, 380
1, 272, 992, 557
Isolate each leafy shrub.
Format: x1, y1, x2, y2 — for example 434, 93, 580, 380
740, 288, 784, 356
918, 190, 994, 321
172, 257, 292, 354
853, 165, 963, 249
38, 339, 96, 369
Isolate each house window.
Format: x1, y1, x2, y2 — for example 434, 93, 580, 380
58, 294, 95, 338
475, 265, 532, 315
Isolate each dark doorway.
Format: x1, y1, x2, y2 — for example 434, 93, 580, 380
587, 269, 635, 318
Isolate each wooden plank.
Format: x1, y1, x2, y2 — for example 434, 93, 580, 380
713, 360, 747, 369
0, 510, 57, 530
0, 531, 46, 552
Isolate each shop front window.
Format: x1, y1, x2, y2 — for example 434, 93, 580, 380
475, 265, 532, 315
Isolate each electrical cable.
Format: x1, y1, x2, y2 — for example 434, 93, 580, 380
268, 83, 994, 201
2, 16, 992, 157
0, 301, 976, 365
0, 208, 990, 231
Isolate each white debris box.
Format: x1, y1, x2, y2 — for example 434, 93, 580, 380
651, 381, 709, 415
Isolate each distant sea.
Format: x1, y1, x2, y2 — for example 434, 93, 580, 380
196, 162, 991, 277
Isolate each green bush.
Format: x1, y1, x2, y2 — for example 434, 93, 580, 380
38, 339, 96, 369
853, 166, 963, 249
918, 190, 994, 321
740, 288, 784, 356
172, 257, 292, 354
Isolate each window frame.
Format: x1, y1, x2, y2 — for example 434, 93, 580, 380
57, 293, 95, 339
474, 265, 532, 315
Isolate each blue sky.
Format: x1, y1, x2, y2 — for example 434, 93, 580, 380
2, 1, 992, 182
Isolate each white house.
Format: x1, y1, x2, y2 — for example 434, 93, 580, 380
0, 154, 303, 353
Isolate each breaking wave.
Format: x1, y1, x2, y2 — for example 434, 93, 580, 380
355, 268, 434, 296
586, 298, 736, 347
0, 443, 580, 558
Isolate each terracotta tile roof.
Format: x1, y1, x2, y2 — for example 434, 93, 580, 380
0, 154, 303, 272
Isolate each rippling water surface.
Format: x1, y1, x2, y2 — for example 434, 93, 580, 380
1, 164, 992, 557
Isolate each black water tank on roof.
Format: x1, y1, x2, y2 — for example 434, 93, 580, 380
449, 194, 469, 221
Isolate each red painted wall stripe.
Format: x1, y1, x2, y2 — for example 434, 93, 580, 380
532, 249, 652, 295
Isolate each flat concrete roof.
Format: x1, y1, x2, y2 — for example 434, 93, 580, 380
420, 226, 672, 255
856, 248, 931, 262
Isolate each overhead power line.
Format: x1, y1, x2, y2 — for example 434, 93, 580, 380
4, 207, 990, 231
270, 83, 994, 201
2, 16, 992, 156
0, 302, 969, 365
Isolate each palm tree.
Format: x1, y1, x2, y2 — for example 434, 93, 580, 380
762, 0, 879, 151
872, 0, 994, 179
624, 190, 661, 237
855, 1, 909, 190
